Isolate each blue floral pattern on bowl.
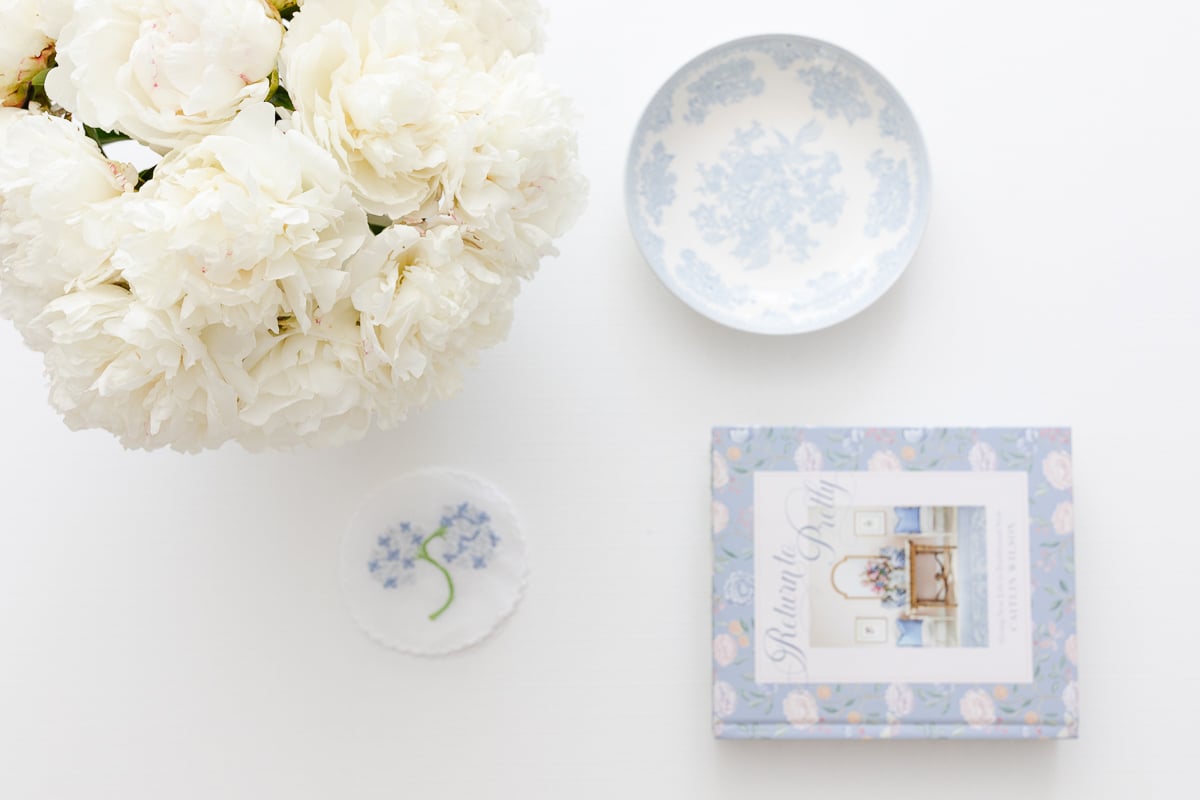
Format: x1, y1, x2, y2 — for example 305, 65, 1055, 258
627, 35, 932, 334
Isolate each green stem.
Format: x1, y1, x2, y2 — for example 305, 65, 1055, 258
417, 527, 455, 621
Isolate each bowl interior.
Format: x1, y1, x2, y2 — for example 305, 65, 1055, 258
626, 35, 931, 334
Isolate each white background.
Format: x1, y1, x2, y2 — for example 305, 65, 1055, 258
2, 1, 1197, 797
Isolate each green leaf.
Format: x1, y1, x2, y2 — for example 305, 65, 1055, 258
84, 124, 130, 147
30, 66, 51, 89
268, 85, 295, 112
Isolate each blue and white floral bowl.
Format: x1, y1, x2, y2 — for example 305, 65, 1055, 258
626, 35, 931, 334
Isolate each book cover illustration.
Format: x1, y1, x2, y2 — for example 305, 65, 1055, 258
712, 427, 1077, 740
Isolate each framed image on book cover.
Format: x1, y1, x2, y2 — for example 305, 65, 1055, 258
855, 617, 888, 644
711, 427, 1078, 740
853, 510, 886, 536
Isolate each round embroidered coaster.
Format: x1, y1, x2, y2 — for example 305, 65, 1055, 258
341, 469, 528, 655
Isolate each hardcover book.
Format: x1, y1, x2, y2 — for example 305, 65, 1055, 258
711, 427, 1078, 739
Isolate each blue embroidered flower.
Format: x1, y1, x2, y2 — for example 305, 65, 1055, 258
439, 502, 500, 570
367, 525, 424, 590
366, 501, 501, 619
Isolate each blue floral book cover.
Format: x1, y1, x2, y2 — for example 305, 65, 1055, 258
711, 427, 1078, 740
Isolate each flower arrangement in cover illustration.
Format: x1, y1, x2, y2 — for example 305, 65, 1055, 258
711, 427, 1078, 739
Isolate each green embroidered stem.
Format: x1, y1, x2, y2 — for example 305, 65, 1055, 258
417, 526, 455, 621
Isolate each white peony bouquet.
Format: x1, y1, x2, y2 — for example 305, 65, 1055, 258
0, 0, 585, 451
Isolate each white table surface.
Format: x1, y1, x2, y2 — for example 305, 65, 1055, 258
2, 1, 1197, 797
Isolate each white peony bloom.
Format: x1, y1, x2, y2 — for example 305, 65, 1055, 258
0, 0, 54, 108
282, 0, 584, 251
46, 0, 284, 149
444, 0, 547, 65
0, 111, 136, 342
348, 223, 518, 426
34, 0, 74, 38
38, 287, 382, 452
229, 300, 378, 450
1, 0, 585, 453
0, 106, 20, 131
280, 0, 470, 219
39, 287, 379, 452
116, 103, 368, 335
436, 54, 586, 278
38, 286, 243, 452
